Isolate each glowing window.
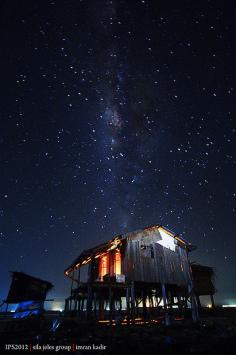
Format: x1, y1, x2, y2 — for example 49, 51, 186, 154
99, 255, 108, 279
114, 250, 121, 275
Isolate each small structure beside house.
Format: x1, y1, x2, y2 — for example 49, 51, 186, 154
191, 263, 216, 309
2, 272, 53, 317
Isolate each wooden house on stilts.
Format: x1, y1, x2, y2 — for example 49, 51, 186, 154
64, 225, 199, 324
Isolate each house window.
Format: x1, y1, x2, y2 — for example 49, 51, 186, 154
99, 255, 109, 280
141, 245, 154, 258
99, 250, 121, 280
114, 250, 121, 274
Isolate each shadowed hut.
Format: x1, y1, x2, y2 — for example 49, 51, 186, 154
191, 264, 216, 308
64, 225, 199, 324
2, 272, 53, 317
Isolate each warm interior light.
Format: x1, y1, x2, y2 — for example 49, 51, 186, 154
114, 250, 121, 275
99, 255, 108, 280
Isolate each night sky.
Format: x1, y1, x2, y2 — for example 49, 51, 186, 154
0, 0, 235, 308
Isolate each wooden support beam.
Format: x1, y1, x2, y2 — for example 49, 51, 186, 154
142, 290, 147, 320
64, 299, 68, 312
177, 294, 182, 316
210, 294, 215, 308
119, 297, 122, 311
169, 292, 174, 310
78, 298, 81, 317
86, 264, 93, 320
99, 293, 104, 320
188, 284, 199, 322
109, 286, 113, 326
70, 270, 75, 297
94, 292, 97, 319
81, 298, 84, 313
130, 282, 135, 322
86, 294, 92, 319
126, 286, 130, 325
161, 283, 170, 326
196, 295, 201, 309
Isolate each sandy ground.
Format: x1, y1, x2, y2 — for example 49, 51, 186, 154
0, 308, 236, 354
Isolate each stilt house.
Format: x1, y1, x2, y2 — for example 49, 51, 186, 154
64, 225, 199, 324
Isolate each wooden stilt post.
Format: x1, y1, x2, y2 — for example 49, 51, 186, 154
126, 286, 130, 325
87, 284, 92, 320
78, 268, 81, 283
155, 292, 159, 317
109, 286, 113, 326
188, 284, 199, 322
169, 292, 173, 310
161, 283, 170, 326
210, 294, 215, 309
131, 281, 135, 323
78, 297, 80, 318
75, 298, 77, 312
70, 270, 75, 300
119, 297, 122, 311
81, 298, 84, 316
86, 263, 93, 320
177, 294, 182, 317
148, 294, 153, 318
94, 292, 97, 319
99, 293, 104, 320
196, 295, 201, 310
142, 290, 147, 320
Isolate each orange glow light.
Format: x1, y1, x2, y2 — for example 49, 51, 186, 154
99, 255, 108, 280
114, 250, 121, 275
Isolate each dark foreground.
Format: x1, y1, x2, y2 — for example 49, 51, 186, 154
0, 308, 236, 355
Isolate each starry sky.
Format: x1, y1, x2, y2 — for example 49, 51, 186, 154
0, 0, 235, 307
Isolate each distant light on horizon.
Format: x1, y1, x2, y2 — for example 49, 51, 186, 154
49, 301, 64, 312
50, 308, 63, 312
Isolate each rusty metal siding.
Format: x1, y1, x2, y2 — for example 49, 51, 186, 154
121, 229, 191, 286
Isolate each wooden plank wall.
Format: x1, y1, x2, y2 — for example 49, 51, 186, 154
122, 229, 191, 286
